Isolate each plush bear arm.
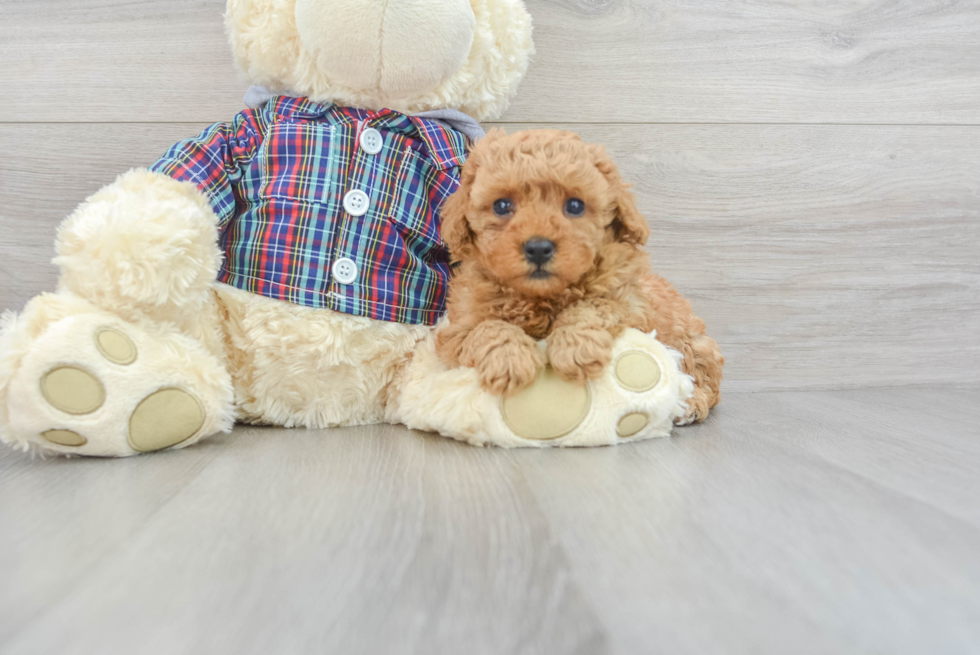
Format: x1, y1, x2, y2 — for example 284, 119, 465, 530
54, 112, 266, 323
53, 170, 224, 324
149, 110, 264, 228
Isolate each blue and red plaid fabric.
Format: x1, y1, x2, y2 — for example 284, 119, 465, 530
150, 96, 469, 325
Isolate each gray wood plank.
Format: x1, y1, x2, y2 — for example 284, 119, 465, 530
2, 123, 978, 391
0, 443, 226, 645
1, 387, 979, 654
742, 386, 980, 526
0, 124, 203, 312
1, 0, 979, 124
0, 425, 605, 655
0, 0, 241, 124
513, 387, 980, 654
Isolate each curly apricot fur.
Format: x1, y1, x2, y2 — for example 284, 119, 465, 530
437, 130, 724, 423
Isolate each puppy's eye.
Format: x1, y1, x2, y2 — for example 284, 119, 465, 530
564, 198, 586, 217
492, 198, 514, 217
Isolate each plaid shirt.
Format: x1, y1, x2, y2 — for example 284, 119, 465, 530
151, 96, 468, 325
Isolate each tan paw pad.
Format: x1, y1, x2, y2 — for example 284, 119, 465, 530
95, 327, 137, 365
40, 366, 106, 415
501, 367, 591, 441
617, 413, 650, 438
614, 352, 661, 392
128, 388, 205, 453
42, 429, 88, 447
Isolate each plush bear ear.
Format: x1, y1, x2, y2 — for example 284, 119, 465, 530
591, 145, 650, 246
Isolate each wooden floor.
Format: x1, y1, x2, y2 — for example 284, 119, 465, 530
1, 387, 978, 654
2, 0, 980, 653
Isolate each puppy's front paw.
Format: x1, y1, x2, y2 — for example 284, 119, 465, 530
458, 321, 545, 396
476, 344, 544, 396
547, 326, 614, 384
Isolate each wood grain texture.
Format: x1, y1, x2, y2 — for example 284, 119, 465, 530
0, 124, 195, 310
2, 123, 978, 390
1, 0, 979, 124
516, 386, 980, 654
1, 388, 978, 655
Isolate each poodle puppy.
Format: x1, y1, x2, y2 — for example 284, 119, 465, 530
435, 129, 723, 424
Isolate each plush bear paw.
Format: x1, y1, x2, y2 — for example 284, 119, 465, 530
1, 303, 234, 457
391, 327, 695, 448
499, 332, 690, 445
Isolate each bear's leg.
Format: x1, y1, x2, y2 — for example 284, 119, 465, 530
0, 293, 235, 457
216, 285, 430, 429
390, 326, 696, 447
0, 171, 236, 456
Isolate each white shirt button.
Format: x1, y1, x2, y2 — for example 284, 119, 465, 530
360, 128, 383, 155
332, 258, 358, 285
343, 189, 369, 216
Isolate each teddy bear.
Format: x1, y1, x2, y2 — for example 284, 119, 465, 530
0, 0, 693, 457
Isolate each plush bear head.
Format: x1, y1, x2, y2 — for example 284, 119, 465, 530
225, 0, 534, 120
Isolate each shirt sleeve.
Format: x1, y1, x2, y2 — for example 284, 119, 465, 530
149, 109, 264, 228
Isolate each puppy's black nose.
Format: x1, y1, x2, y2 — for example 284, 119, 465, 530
523, 238, 556, 266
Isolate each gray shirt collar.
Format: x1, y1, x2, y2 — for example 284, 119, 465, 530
243, 86, 486, 142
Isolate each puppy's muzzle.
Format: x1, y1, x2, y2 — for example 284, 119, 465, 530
523, 238, 556, 266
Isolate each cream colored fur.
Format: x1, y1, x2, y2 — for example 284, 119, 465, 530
55, 170, 223, 329
295, 0, 476, 99
217, 284, 429, 428
0, 294, 236, 456
0, 167, 693, 455
0, 171, 429, 455
226, 0, 534, 120
388, 325, 694, 448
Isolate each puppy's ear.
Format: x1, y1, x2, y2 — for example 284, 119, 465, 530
442, 130, 504, 260
441, 162, 477, 261
592, 146, 650, 245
